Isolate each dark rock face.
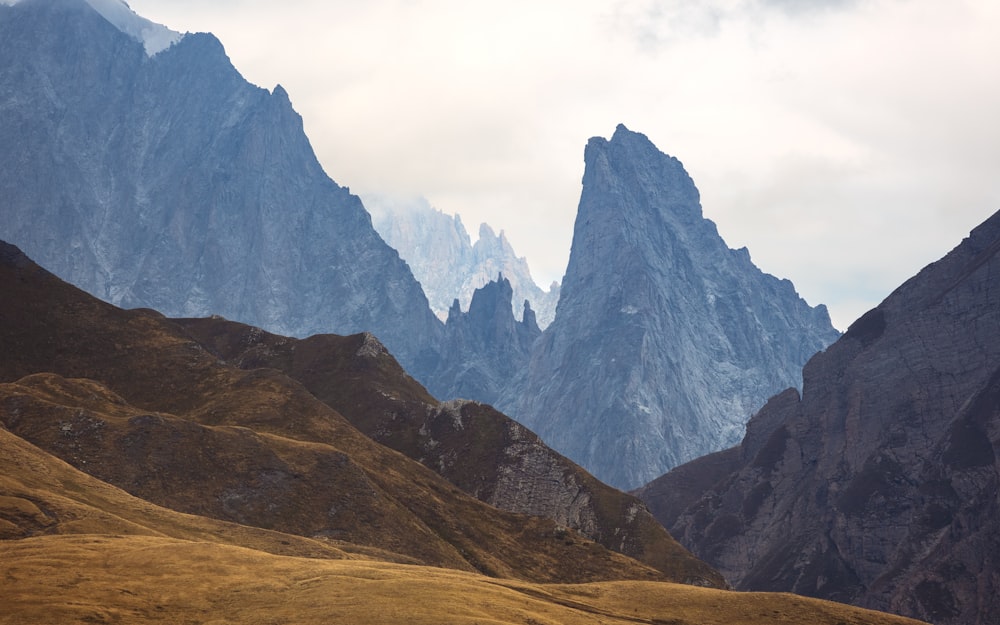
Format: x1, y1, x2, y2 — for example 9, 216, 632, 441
0, 0, 443, 374
502, 125, 840, 489
641, 209, 1000, 625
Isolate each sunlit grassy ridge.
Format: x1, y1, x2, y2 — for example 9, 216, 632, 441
0, 425, 412, 563
0, 534, 927, 625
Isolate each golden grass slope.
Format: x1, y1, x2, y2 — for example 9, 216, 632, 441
0, 534, 928, 625
0, 417, 926, 625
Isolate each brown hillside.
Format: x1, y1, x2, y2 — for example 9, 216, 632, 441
0, 396, 925, 624
175, 315, 721, 585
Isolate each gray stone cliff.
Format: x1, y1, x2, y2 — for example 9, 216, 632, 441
500, 125, 840, 490
640, 209, 1000, 625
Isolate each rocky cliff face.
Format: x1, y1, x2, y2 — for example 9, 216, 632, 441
0, 0, 443, 374
501, 126, 840, 490
640, 209, 1000, 625
367, 195, 560, 328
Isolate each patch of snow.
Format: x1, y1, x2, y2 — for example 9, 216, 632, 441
84, 0, 183, 56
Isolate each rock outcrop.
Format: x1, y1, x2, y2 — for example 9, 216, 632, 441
501, 125, 840, 489
639, 209, 1000, 625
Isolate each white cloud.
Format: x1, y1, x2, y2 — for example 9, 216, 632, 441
84, 0, 182, 55
127, 0, 1000, 330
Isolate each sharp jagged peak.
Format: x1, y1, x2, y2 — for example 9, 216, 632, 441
581, 123, 704, 233
505, 125, 841, 489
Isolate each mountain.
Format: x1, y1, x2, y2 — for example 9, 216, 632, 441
499, 126, 841, 490
0, 240, 928, 625
638, 209, 1000, 625
0, 0, 443, 376
367, 194, 560, 328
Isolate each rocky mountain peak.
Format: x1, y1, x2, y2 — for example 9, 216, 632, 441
521, 300, 540, 333
448, 273, 540, 352
466, 272, 513, 326
499, 126, 840, 489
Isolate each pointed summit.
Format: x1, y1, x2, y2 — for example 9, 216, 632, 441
500, 126, 839, 489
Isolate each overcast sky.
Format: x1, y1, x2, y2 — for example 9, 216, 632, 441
127, 0, 1000, 330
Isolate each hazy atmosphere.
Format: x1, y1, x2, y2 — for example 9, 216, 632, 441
126, 0, 1000, 330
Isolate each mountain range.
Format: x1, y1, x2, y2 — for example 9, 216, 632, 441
0, 0, 843, 491
0, 237, 716, 584
3, 1, 997, 623
0, 0, 444, 377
